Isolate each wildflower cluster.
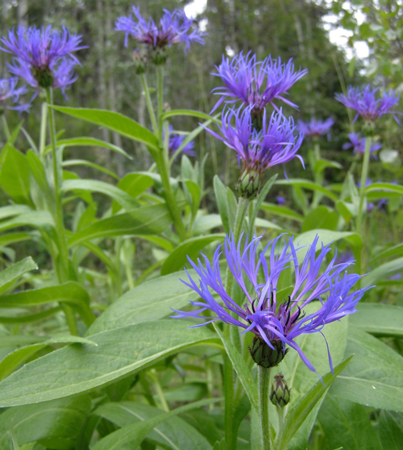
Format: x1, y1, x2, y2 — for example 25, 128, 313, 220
116, 7, 205, 65
173, 234, 371, 374
0, 26, 84, 95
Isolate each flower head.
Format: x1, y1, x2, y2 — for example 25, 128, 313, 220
0, 25, 84, 93
335, 85, 400, 123
115, 7, 204, 62
205, 105, 304, 196
343, 133, 382, 157
0, 77, 30, 113
297, 117, 334, 137
172, 234, 371, 375
211, 52, 308, 116
276, 196, 286, 205
166, 125, 195, 158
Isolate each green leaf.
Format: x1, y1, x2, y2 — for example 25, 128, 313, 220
296, 230, 363, 263
0, 396, 91, 449
52, 107, 159, 152
365, 182, 403, 196
301, 206, 338, 233
213, 176, 230, 233
0, 257, 37, 295
88, 270, 201, 334
161, 234, 225, 276
0, 336, 97, 380
378, 410, 403, 450
92, 398, 219, 450
62, 179, 140, 211
336, 200, 356, 221
0, 205, 31, 221
314, 159, 342, 173
184, 180, 201, 220
0, 211, 56, 240
63, 160, 119, 180
95, 401, 212, 450
0, 282, 94, 327
317, 393, 382, 450
0, 320, 219, 407
275, 179, 338, 202
0, 232, 31, 247
193, 214, 222, 236
0, 145, 32, 206
371, 244, 403, 264
362, 257, 403, 287
213, 324, 258, 413
350, 303, 403, 338
68, 204, 172, 247
331, 328, 403, 412
46, 136, 132, 159
276, 356, 353, 450
112, 173, 154, 213
279, 307, 349, 450
161, 109, 214, 122
260, 203, 304, 222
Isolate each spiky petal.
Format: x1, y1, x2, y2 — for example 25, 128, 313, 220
211, 52, 308, 114
0, 77, 30, 112
297, 117, 334, 137
335, 85, 400, 123
172, 234, 372, 375
166, 125, 195, 158
343, 132, 382, 157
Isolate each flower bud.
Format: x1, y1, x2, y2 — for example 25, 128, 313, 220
270, 373, 291, 407
236, 168, 261, 200
249, 337, 288, 368
151, 46, 167, 66
132, 49, 147, 75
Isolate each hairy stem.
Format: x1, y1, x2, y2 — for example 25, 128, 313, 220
46, 88, 78, 336
140, 74, 158, 134
356, 136, 372, 237
258, 366, 272, 450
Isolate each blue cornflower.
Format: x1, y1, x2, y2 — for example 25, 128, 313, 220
0, 25, 84, 93
297, 117, 334, 137
166, 125, 195, 157
172, 234, 371, 374
343, 132, 382, 158
211, 52, 308, 116
276, 196, 286, 205
335, 85, 400, 123
0, 77, 30, 113
115, 7, 205, 59
205, 105, 304, 195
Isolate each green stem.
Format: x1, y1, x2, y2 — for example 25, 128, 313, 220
39, 102, 48, 157
157, 66, 164, 141
1, 115, 11, 141
140, 74, 158, 134
150, 369, 169, 412
312, 142, 323, 209
356, 136, 372, 237
224, 353, 236, 450
154, 151, 187, 241
276, 405, 285, 437
258, 366, 272, 450
46, 88, 78, 336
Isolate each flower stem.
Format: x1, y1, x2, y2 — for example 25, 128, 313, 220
39, 102, 48, 157
157, 66, 164, 141
1, 115, 11, 141
46, 88, 78, 336
140, 74, 158, 134
311, 142, 323, 209
258, 366, 272, 450
154, 151, 187, 241
356, 136, 371, 237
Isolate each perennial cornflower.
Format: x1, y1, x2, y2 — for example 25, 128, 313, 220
211, 52, 308, 122
297, 117, 334, 137
205, 105, 304, 197
115, 7, 205, 63
0, 77, 30, 113
0, 25, 84, 94
166, 125, 195, 157
276, 196, 286, 205
343, 132, 382, 157
335, 85, 400, 123
172, 234, 371, 374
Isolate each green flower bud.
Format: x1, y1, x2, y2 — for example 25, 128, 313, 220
270, 373, 291, 407
133, 49, 147, 75
362, 120, 376, 137
236, 168, 261, 200
33, 66, 54, 89
249, 337, 288, 369
151, 46, 167, 66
